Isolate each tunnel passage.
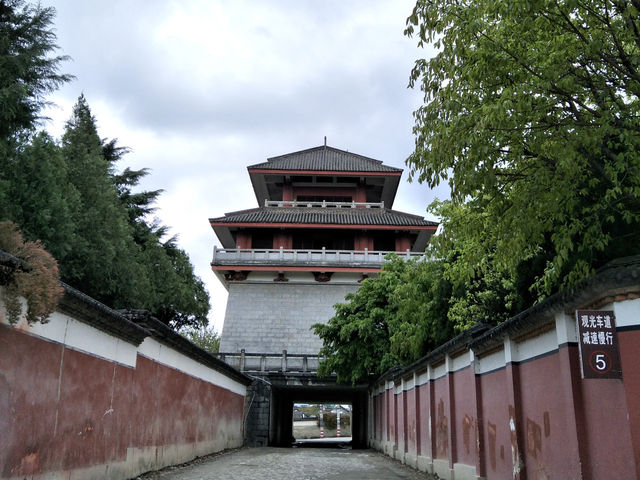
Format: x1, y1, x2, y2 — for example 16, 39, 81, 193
269, 383, 369, 448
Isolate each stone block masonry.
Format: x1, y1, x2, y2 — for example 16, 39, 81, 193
220, 282, 358, 353
244, 379, 272, 446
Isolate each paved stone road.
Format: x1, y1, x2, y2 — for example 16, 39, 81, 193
136, 447, 435, 480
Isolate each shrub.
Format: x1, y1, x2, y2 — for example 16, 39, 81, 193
0, 221, 63, 324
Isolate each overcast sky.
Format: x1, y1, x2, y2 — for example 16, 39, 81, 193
41, 0, 447, 332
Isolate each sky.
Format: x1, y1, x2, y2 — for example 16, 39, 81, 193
41, 0, 448, 333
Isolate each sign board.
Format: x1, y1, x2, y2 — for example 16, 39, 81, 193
576, 310, 622, 379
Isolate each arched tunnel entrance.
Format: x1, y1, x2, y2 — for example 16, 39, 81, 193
269, 383, 369, 448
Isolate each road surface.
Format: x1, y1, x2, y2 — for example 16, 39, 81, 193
135, 446, 434, 480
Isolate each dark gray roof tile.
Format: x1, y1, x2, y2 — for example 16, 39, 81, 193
210, 207, 437, 227
248, 145, 402, 173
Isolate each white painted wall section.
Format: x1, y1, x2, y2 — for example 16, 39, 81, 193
138, 337, 246, 396
451, 351, 471, 372
514, 326, 557, 362
612, 297, 640, 328
476, 348, 506, 375
0, 304, 138, 367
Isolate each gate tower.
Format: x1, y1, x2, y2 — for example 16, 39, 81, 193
209, 144, 438, 354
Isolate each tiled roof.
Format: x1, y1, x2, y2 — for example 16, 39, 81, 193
247, 145, 403, 173
210, 207, 437, 227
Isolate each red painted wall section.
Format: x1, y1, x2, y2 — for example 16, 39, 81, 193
387, 388, 395, 444
432, 375, 450, 461
580, 373, 636, 477
374, 394, 383, 441
282, 184, 293, 202
0, 328, 64, 478
0, 320, 246, 480
619, 329, 640, 479
452, 367, 478, 468
55, 347, 124, 471
380, 390, 388, 443
129, 354, 243, 449
478, 368, 513, 479
396, 387, 406, 455
517, 351, 582, 478
369, 294, 640, 479
405, 388, 417, 458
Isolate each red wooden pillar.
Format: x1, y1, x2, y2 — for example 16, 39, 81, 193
395, 236, 411, 253
236, 232, 252, 249
282, 184, 293, 202
272, 232, 291, 249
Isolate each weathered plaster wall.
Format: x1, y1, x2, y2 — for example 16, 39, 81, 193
220, 281, 358, 353
0, 295, 248, 480
369, 269, 640, 480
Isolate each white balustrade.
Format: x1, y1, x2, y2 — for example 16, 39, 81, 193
212, 246, 426, 266
264, 200, 384, 209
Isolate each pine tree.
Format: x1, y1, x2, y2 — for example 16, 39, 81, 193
0, 0, 71, 140
2, 132, 79, 263
60, 95, 146, 307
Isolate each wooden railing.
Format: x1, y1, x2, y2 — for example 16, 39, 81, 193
216, 350, 320, 374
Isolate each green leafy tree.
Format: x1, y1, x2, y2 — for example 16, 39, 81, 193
429, 201, 533, 332
405, 0, 640, 303
313, 256, 452, 384
180, 324, 220, 353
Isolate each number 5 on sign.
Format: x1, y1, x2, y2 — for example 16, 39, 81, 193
576, 310, 622, 379
591, 352, 610, 373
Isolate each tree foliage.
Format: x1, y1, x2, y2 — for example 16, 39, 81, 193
405, 0, 640, 299
0, 0, 211, 331
60, 95, 144, 307
0, 221, 63, 325
50, 95, 210, 330
0, 0, 71, 141
317, 1, 640, 384
179, 324, 220, 353
0, 131, 79, 262
313, 256, 452, 384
